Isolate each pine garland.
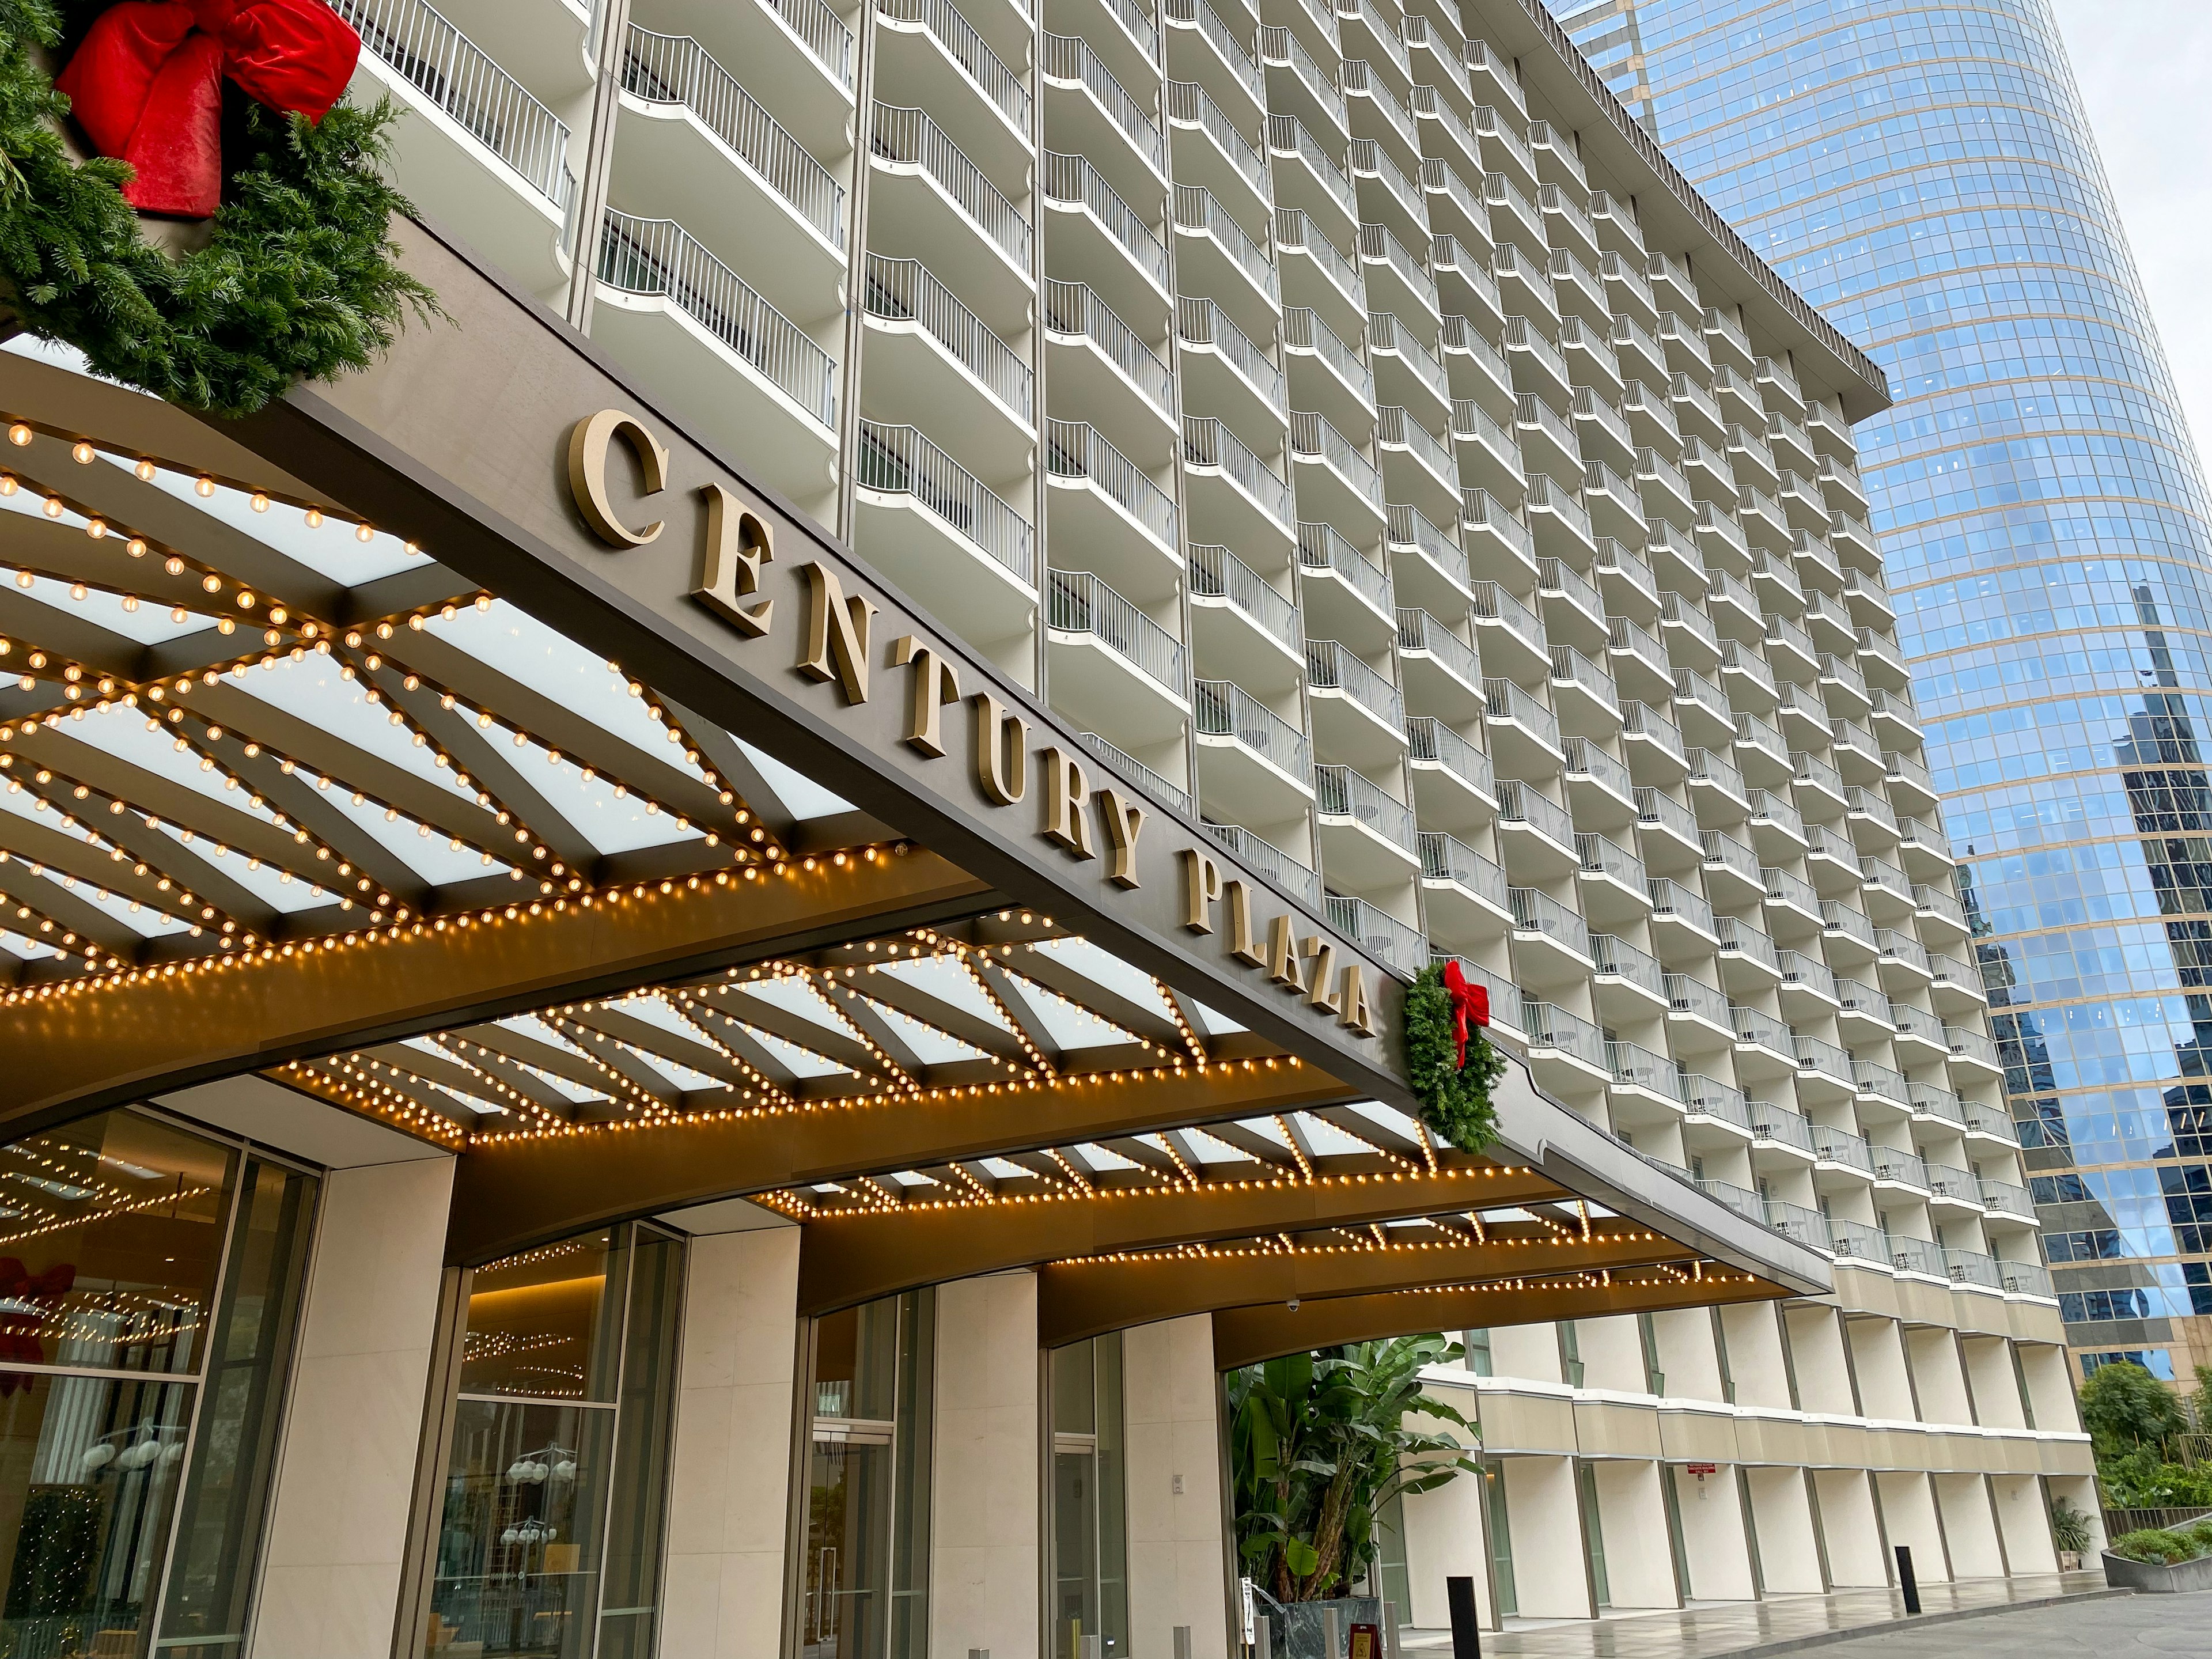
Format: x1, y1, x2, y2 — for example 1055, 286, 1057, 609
1405, 963, 1504, 1152
0, 0, 438, 415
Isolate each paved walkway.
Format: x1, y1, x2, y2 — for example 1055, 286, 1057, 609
1400, 1573, 2115, 1657
1797, 1586, 2208, 1655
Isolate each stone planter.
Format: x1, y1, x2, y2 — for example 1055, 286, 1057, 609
1270, 1596, 1383, 1659
2101, 1547, 2212, 1593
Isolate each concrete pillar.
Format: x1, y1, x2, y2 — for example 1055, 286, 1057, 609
1649, 1310, 1726, 1402
1123, 1316, 1232, 1659
1403, 1461, 1488, 1627
1903, 1328, 1972, 1425
1574, 1315, 1649, 1394
1960, 1338, 2028, 1429
1743, 1466, 1824, 1593
252, 1156, 456, 1659
1669, 1463, 1755, 1600
1783, 1306, 1857, 1415
1845, 1318, 1917, 1421
931, 1272, 1042, 1657
1717, 1306, 1791, 1409
1990, 1474, 2058, 1573
1931, 1472, 2003, 1578
1809, 1469, 1888, 1587
658, 1223, 802, 1658
1589, 1460, 1676, 1607
1499, 1456, 1591, 1618
2017, 1343, 2082, 1432
1491, 1321, 1563, 1384
1873, 1471, 1950, 1583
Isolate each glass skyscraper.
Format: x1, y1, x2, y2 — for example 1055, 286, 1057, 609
1546, 0, 2212, 1382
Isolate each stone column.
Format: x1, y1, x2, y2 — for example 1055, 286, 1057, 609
1123, 1315, 1233, 1658
931, 1271, 1043, 1656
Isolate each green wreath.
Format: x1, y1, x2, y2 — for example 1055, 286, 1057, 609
0, 0, 436, 416
1406, 963, 1505, 1152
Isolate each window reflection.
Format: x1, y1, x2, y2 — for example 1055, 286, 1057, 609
459, 1232, 624, 1402
1050, 1334, 1126, 1659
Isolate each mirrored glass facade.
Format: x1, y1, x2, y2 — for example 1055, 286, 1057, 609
1547, 0, 2212, 1381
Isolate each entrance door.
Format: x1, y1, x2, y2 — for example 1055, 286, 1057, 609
804, 1429, 893, 1659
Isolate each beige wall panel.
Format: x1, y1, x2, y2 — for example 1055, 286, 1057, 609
1811, 1468, 1889, 1587
1572, 1399, 1663, 1460
931, 1272, 1041, 1658
1123, 1316, 1233, 1659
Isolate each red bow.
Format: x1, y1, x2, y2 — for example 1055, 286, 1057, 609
1441, 960, 1491, 1069
0, 1258, 76, 1396
56, 0, 362, 218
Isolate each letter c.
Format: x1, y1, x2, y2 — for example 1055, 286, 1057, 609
566, 410, 670, 547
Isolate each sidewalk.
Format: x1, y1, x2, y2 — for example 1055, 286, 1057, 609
1400, 1571, 2113, 1657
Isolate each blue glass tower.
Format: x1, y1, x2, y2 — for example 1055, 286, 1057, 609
1545, 0, 2212, 1380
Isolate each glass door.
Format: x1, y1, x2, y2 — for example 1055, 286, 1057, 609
1049, 1335, 1127, 1659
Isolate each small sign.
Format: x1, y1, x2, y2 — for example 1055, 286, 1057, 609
1348, 1623, 1382, 1659
1240, 1580, 1256, 1645
1686, 1461, 1718, 1475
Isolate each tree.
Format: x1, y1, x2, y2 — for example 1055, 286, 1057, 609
1228, 1335, 1480, 1603
2194, 1364, 2212, 1433
2078, 1359, 2186, 1456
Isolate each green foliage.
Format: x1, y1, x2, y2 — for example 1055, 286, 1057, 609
1405, 965, 1503, 1152
2098, 1444, 2212, 1509
2048, 1497, 2092, 1555
2080, 1359, 2188, 1457
1228, 1335, 1480, 1604
0, 0, 438, 414
2108, 1527, 2205, 1566
2194, 1364, 2212, 1431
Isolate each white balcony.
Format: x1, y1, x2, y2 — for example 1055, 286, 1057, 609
1193, 679, 1313, 824
1420, 831, 1512, 950
1045, 421, 1181, 601
1407, 716, 1497, 831
1043, 150, 1173, 327
613, 26, 846, 321
1289, 410, 1387, 535
1368, 315, 1454, 437
1396, 608, 1487, 725
1176, 188, 1283, 342
1267, 113, 1360, 254
1047, 569, 1190, 748
1164, 0, 1267, 130
1189, 542, 1302, 689
1182, 418, 1296, 559
1306, 640, 1406, 757
1299, 522, 1399, 654
861, 255, 1034, 481
1045, 280, 1177, 459
1315, 765, 1422, 886
438, 0, 591, 107
1376, 407, 1462, 525
334, 0, 573, 300
873, 0, 1032, 186
1177, 296, 1286, 447
650, 0, 855, 156
1496, 781, 1580, 884
1274, 210, 1364, 342
851, 421, 1036, 652
1168, 78, 1271, 228
592, 210, 838, 512
869, 103, 1034, 326
1282, 307, 1376, 440
1044, 30, 1169, 204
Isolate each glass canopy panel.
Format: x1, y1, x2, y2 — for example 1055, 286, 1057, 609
872, 957, 1014, 1029
733, 736, 854, 819
871, 1006, 988, 1064
999, 976, 1130, 1050
143, 821, 327, 914
315, 788, 505, 887
0, 566, 210, 646
478, 717, 703, 856
1028, 937, 1179, 1021
230, 658, 482, 804
738, 1026, 848, 1080
732, 976, 849, 1037
118, 456, 424, 584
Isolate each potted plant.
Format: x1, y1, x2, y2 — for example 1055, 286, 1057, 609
1229, 1334, 1479, 1656
2050, 1498, 2091, 1571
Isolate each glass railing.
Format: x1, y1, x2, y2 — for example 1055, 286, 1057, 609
1483, 679, 1560, 751
1609, 1037, 1681, 1101
1300, 521, 1393, 614
1688, 747, 1744, 802
1681, 1073, 1749, 1128
1509, 886, 1589, 958
1924, 1162, 1979, 1206
1877, 929, 1930, 976
1048, 280, 1175, 415
1306, 640, 1404, 726
1794, 752, 1846, 805
1859, 856, 1911, 907
1716, 915, 1778, 972
1047, 419, 1179, 547
1325, 893, 1425, 976
1647, 877, 1714, 937
1819, 900, 1874, 947
1045, 151, 1170, 292
1695, 1176, 1763, 1223
1158, 704, 1274, 805
1183, 416, 1294, 528
1892, 1001, 1945, 1047
1497, 779, 1576, 851
1407, 717, 1494, 800
873, 104, 1032, 267
1747, 787, 1801, 842
1047, 569, 1186, 691
1948, 1024, 1998, 1067
854, 421, 1033, 579
1908, 1082, 1965, 1125
597, 211, 836, 427
863, 255, 1031, 419
1190, 544, 1300, 648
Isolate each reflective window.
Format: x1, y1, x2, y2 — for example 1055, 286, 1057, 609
1050, 1334, 1127, 1658
0, 1109, 317, 1659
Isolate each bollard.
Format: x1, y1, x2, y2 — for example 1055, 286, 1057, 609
1322, 1604, 1342, 1659
1895, 1545, 1921, 1615
1382, 1602, 1402, 1659
1445, 1575, 1483, 1659
1081, 1639, 1103, 1659
1173, 1628, 1193, 1659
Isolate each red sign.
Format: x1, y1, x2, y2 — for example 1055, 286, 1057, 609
1685, 1462, 1718, 1475
1348, 1624, 1382, 1659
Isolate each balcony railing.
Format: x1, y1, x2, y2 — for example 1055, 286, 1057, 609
1268, 113, 1357, 221
1359, 223, 1439, 315
1048, 280, 1175, 416
1565, 737, 1632, 802
1300, 521, 1393, 614
1168, 78, 1268, 199
1044, 31, 1164, 175
1609, 1037, 1681, 1101
762, 0, 857, 83
1398, 608, 1484, 690
1047, 419, 1179, 547
597, 211, 836, 427
1421, 831, 1508, 911
1592, 934, 1666, 1001
1509, 887, 1589, 959
1389, 505, 1471, 592
1779, 950, 1834, 1003
1206, 820, 1321, 907
1165, 0, 1266, 108
1378, 407, 1461, 493
1637, 785, 1698, 846
873, 104, 1032, 268
1181, 297, 1286, 413
1752, 1102, 1815, 1154
1047, 569, 1186, 691
1498, 779, 1576, 852
863, 255, 1032, 419
1183, 417, 1294, 529
1483, 679, 1560, 752
1717, 915, 1778, 972
1046, 151, 1170, 293
1285, 306, 1374, 403
1812, 1128, 1872, 1173
1085, 732, 1192, 815
1273, 208, 1355, 305
1855, 1059, 1910, 1108
1647, 877, 1714, 937
1195, 679, 1310, 778
335, 0, 571, 206
1315, 767, 1418, 853
1408, 715, 1495, 801
854, 421, 1033, 579
1191, 543, 1300, 648
623, 28, 845, 246
1290, 411, 1386, 509
1306, 640, 1404, 726
1469, 581, 1544, 656
1667, 970, 1730, 1030
885, 0, 1030, 127
1702, 828, 1760, 889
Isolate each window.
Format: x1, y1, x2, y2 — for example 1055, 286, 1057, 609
1464, 1328, 1493, 1377
1050, 1334, 1128, 1658
804, 1291, 933, 1659
425, 1223, 684, 1658
0, 1107, 317, 1659
1558, 1321, 1585, 1388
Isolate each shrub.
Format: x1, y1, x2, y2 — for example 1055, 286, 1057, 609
2108, 1528, 2200, 1565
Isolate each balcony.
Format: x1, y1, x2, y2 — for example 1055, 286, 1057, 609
1192, 679, 1313, 820
1868, 1141, 1927, 1199
1189, 543, 1301, 685
1930, 951, 1987, 1015
1577, 830, 1650, 927
1369, 316, 1453, 430
615, 26, 845, 324
1592, 934, 1669, 1017
1325, 894, 1424, 978
1306, 639, 1406, 751
1715, 915, 1780, 993
1672, 670, 1735, 754
1419, 153, 1491, 255
1749, 1103, 1817, 1170
1610, 1038, 1688, 1121
869, 103, 1033, 321
1046, 569, 1188, 744
1509, 887, 1590, 987
861, 255, 1033, 480
1043, 30, 1168, 202
1434, 241, 1506, 338
851, 421, 1035, 647
1358, 224, 1441, 332
1168, 191, 1281, 346
1886, 750, 1941, 817
1450, 400, 1525, 499
1483, 678, 1563, 774
1267, 113, 1359, 251
1795, 1034, 1857, 1105
1812, 1129, 1874, 1188
1168, 78, 1269, 222
1687, 747, 1747, 818
1571, 388, 1635, 478
336, 0, 574, 297
1046, 280, 1176, 452
1747, 786, 1805, 860
1667, 970, 1734, 1050
1762, 866, 1824, 934
1804, 823, 1859, 891
1946, 1023, 2002, 1082
1397, 609, 1488, 722
1460, 490, 1538, 586
1637, 786, 1704, 863
1376, 408, 1463, 521
1550, 649, 1619, 740
1299, 521, 1397, 649
1844, 567, 1895, 629
1978, 1177, 2037, 1228
1777, 950, 1837, 1020
874, 0, 1030, 183
1618, 700, 1688, 786
1165, 0, 1267, 126
1563, 736, 1636, 830
1178, 297, 1286, 446
1521, 1000, 1610, 1092
1181, 416, 1296, 556
1775, 682, 1832, 751
1647, 876, 1717, 952
1869, 689, 1923, 751
1046, 419, 1180, 593
1088, 732, 1192, 816
1496, 779, 1580, 882
1205, 820, 1321, 911
1701, 830, 1764, 909
1282, 307, 1375, 441
1258, 26, 1349, 154
593, 211, 838, 506
1315, 767, 1421, 884
1597, 540, 1661, 623
1407, 716, 1497, 827
1289, 410, 1387, 531
1857, 1060, 1912, 1120
1273, 210, 1361, 335
1419, 831, 1512, 946
1729, 1003, 1796, 1081
1513, 388, 1582, 486
1043, 150, 1171, 319
1349, 135, 1427, 249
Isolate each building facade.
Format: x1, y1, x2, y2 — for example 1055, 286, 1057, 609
1543, 0, 2212, 1385
0, 0, 2096, 1654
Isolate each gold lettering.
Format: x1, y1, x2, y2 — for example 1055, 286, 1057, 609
565, 410, 668, 547
1338, 963, 1376, 1035
973, 694, 1028, 805
891, 637, 961, 756
1040, 748, 1096, 860
1225, 879, 1262, 965
1301, 938, 1341, 1013
1179, 849, 1221, 932
1265, 914, 1303, 990
797, 563, 876, 703
693, 483, 773, 636
1093, 787, 1146, 887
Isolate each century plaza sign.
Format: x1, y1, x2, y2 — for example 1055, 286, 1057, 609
564, 407, 1382, 1043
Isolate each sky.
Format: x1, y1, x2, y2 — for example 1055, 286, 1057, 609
2049, 0, 2212, 457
